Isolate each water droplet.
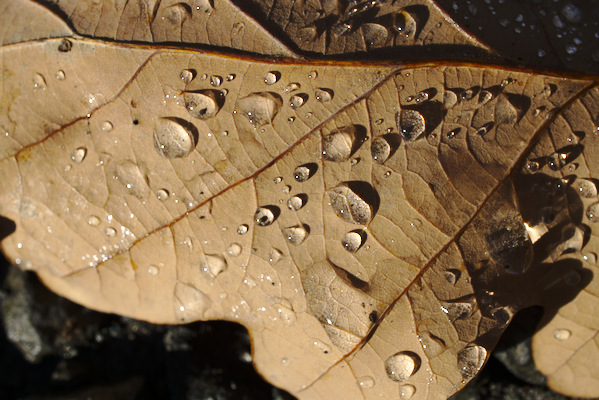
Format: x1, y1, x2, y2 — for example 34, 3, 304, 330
282, 185, 291, 194
55, 70, 66, 80
553, 328, 572, 341
371, 137, 391, 164
440, 301, 473, 321
254, 207, 276, 226
114, 161, 150, 199
495, 96, 518, 124
341, 231, 364, 253
87, 215, 101, 226
362, 23, 388, 47
71, 147, 87, 163
147, 264, 160, 275
101, 121, 113, 132
356, 376, 375, 389
263, 71, 280, 85
226, 74, 236, 81
575, 178, 598, 198
273, 176, 282, 184
210, 75, 222, 87
586, 202, 599, 222
322, 126, 357, 162
414, 91, 430, 103
308, 71, 318, 80
375, 118, 384, 125
287, 195, 305, 211
226, 243, 242, 257
419, 332, 446, 357
525, 160, 540, 173
384, 352, 421, 382
105, 227, 117, 237
268, 248, 283, 265
156, 189, 170, 201
284, 82, 301, 93
184, 90, 222, 119
547, 152, 567, 171
393, 10, 417, 38
443, 269, 460, 285
583, 252, 597, 264
327, 183, 375, 225
287, 116, 295, 123
399, 384, 416, 399
204, 254, 228, 276
478, 90, 493, 105
180, 69, 195, 84
457, 344, 487, 379
236, 92, 282, 127
154, 118, 196, 158
289, 94, 307, 109
282, 225, 309, 245
444, 91, 458, 109
315, 88, 333, 103
33, 73, 47, 89
237, 224, 249, 235
293, 164, 314, 182
396, 110, 425, 141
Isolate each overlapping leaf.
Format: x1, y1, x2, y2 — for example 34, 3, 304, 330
1, 1, 599, 399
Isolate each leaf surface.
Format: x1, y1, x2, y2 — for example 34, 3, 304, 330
1, 1, 599, 399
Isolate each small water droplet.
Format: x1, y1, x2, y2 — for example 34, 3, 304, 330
414, 91, 430, 103
33, 73, 47, 89
184, 90, 222, 119
284, 82, 301, 93
55, 70, 66, 80
294, 164, 314, 182
101, 121, 113, 132
269, 248, 283, 265
396, 110, 425, 141
341, 231, 364, 253
210, 75, 223, 87
322, 126, 357, 162
443, 269, 460, 285
399, 384, 416, 399
375, 118, 384, 125
315, 88, 333, 103
87, 215, 101, 226
237, 224, 249, 234
524, 160, 540, 173
273, 176, 282, 184
282, 225, 309, 245
226, 243, 242, 257
327, 183, 375, 225
553, 328, 572, 341
384, 352, 421, 382
287, 195, 305, 211
371, 137, 391, 164
156, 189, 170, 201
154, 118, 196, 158
236, 92, 282, 127
264, 71, 280, 85
226, 74, 236, 81
356, 376, 375, 389
583, 252, 597, 264
180, 69, 195, 84
105, 227, 117, 237
254, 207, 276, 226
289, 94, 307, 109
308, 71, 318, 80
282, 185, 291, 194
71, 147, 87, 163
147, 264, 160, 275
457, 344, 487, 379
586, 202, 599, 222
204, 254, 228, 276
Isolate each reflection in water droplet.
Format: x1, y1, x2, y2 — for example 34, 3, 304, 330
371, 137, 391, 164
254, 207, 276, 226
393, 10, 417, 38
180, 69, 195, 84
457, 345, 487, 379
226, 243, 242, 257
282, 225, 309, 245
399, 384, 416, 399
269, 248, 283, 265
237, 224, 249, 235
236, 92, 282, 127
210, 75, 223, 87
184, 90, 222, 119
284, 82, 301, 93
287, 195, 305, 211
315, 88, 333, 103
397, 110, 425, 141
71, 147, 87, 163
342, 231, 363, 253
156, 189, 170, 201
587, 202, 599, 222
356, 376, 375, 389
204, 254, 228, 276
322, 126, 357, 162
33, 73, 47, 89
553, 328, 572, 341
264, 71, 280, 85
105, 227, 117, 237
384, 352, 421, 382
289, 94, 307, 109
154, 118, 196, 158
294, 165, 313, 182
327, 183, 374, 225
547, 152, 567, 171
148, 264, 160, 275
87, 215, 101, 226
575, 178, 598, 198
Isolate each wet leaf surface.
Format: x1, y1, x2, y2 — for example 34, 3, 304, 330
1, 1, 599, 399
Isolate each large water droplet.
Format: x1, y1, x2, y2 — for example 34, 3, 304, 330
269, 248, 283, 265
574, 178, 598, 198
236, 92, 282, 127
457, 344, 487, 379
444, 90, 458, 109
322, 126, 358, 162
495, 96, 518, 124
384, 352, 421, 382
315, 88, 334, 103
341, 230, 364, 253
327, 183, 376, 225
71, 147, 87, 163
289, 93, 307, 109
184, 90, 223, 119
203, 254, 228, 277
254, 206, 277, 226
371, 137, 391, 164
362, 23, 388, 47
287, 194, 306, 211
154, 118, 197, 158
263, 71, 280, 85
486, 215, 532, 274
587, 202, 599, 222
284, 82, 301, 93
399, 384, 416, 399
282, 225, 309, 245
393, 10, 417, 38
396, 110, 425, 141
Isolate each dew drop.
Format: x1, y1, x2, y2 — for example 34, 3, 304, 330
414, 91, 430, 103
440, 301, 473, 321
396, 110, 425, 141
384, 352, 421, 383
375, 118, 384, 125
315, 88, 333, 103
147, 264, 160, 275
287, 195, 305, 211
282, 225, 309, 245
457, 344, 487, 379
495, 96, 518, 125
273, 176, 282, 184
226, 74, 236, 81
547, 152, 567, 171
586, 202, 599, 223
356, 376, 375, 389
114, 161, 150, 199
226, 243, 242, 257
284, 82, 301, 93
269, 248, 283, 265
105, 227, 117, 237
237, 224, 249, 235
583, 252, 597, 264
371, 137, 391, 164
55, 70, 66, 80
204, 254, 228, 276
524, 160, 540, 174
101, 121, 114, 132
362, 23, 388, 47
293, 164, 313, 182
264, 71, 280, 85
236, 92, 282, 127
478, 90, 493, 105
575, 178, 598, 198
443, 269, 460, 285
308, 71, 318, 80
322, 126, 357, 162
254, 207, 276, 226
154, 118, 196, 158
444, 90, 458, 109
156, 189, 170, 201
327, 183, 375, 225
210, 75, 223, 87
282, 185, 291, 194
289, 94, 307, 109
287, 116, 295, 123
87, 215, 101, 226
393, 10, 417, 38
399, 384, 416, 399
553, 328, 572, 341
180, 69, 195, 84
341, 231, 363, 253
71, 147, 87, 163
184, 90, 222, 119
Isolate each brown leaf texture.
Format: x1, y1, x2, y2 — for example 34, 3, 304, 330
0, 1, 599, 399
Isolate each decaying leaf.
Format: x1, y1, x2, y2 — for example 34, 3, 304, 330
0, 1, 599, 399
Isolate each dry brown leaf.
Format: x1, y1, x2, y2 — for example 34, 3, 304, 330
1, 1, 599, 399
